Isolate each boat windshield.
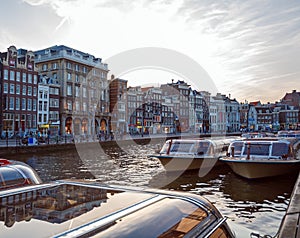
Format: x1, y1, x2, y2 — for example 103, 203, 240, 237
196, 141, 210, 154
230, 142, 244, 156
160, 141, 170, 154
170, 142, 194, 153
271, 142, 289, 156
242, 143, 270, 156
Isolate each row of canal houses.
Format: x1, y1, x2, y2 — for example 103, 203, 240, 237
0, 45, 299, 138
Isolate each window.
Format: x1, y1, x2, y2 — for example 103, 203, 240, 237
34, 75, 37, 84
3, 83, 8, 93
39, 101, 42, 111
28, 74, 32, 83
83, 87, 87, 97
67, 62, 72, 69
16, 72, 20, 82
16, 84, 20, 95
42, 64, 47, 71
43, 114, 47, 123
27, 99, 32, 110
10, 71, 15, 81
67, 100, 72, 110
43, 102, 48, 111
75, 86, 80, 97
10, 84, 15, 94
49, 111, 59, 121
33, 87, 37, 96
75, 64, 79, 71
22, 73, 26, 82
9, 97, 14, 110
39, 90, 43, 99
28, 86, 32, 96
67, 85, 72, 96
33, 99, 37, 111
67, 73, 72, 81
75, 101, 80, 111
15, 98, 20, 110
75, 74, 79, 82
53, 73, 57, 79
50, 98, 59, 108
38, 113, 42, 123
44, 91, 48, 99
83, 102, 87, 112
33, 115, 37, 128
22, 85, 26, 95
22, 98, 26, 110
4, 69, 8, 80
52, 62, 58, 69
83, 67, 87, 74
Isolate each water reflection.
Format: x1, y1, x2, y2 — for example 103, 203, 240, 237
221, 171, 297, 203
5, 142, 298, 236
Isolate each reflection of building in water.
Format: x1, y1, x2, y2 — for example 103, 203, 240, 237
0, 184, 110, 227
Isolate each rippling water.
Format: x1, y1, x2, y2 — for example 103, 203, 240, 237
7, 141, 299, 237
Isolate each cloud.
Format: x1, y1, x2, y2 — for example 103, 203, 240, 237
18, 0, 300, 102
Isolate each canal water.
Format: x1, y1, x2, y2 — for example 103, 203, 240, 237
7, 140, 299, 237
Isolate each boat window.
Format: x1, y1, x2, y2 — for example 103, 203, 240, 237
271, 143, 289, 157
160, 141, 170, 154
170, 142, 194, 153
91, 198, 210, 238
230, 142, 243, 156
0, 167, 25, 188
242, 143, 270, 156
196, 142, 210, 154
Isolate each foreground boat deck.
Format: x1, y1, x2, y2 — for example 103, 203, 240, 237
278, 171, 300, 238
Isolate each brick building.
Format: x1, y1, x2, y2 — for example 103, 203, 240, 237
0, 46, 38, 137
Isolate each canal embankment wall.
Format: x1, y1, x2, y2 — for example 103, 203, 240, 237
0, 133, 241, 157
278, 171, 300, 238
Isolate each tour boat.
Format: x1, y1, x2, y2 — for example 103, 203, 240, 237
0, 179, 250, 237
150, 138, 232, 172
0, 158, 42, 190
241, 132, 275, 139
277, 130, 300, 139
219, 138, 300, 179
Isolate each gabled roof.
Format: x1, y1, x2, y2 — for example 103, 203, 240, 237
249, 101, 261, 106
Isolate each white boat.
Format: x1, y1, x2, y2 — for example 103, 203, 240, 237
150, 138, 232, 172
277, 130, 300, 139
241, 132, 275, 139
220, 138, 300, 179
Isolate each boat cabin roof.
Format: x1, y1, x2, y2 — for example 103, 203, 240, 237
228, 138, 295, 158
0, 181, 234, 238
160, 139, 231, 155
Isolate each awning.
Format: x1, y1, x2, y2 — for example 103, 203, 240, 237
39, 124, 49, 129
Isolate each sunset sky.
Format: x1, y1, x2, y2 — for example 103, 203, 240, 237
1, 0, 299, 103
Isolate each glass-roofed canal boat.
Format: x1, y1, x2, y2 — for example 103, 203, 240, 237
149, 138, 232, 172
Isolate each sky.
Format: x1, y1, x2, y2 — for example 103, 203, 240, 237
0, 0, 300, 103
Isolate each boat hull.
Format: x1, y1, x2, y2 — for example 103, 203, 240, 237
220, 158, 300, 179
154, 155, 220, 172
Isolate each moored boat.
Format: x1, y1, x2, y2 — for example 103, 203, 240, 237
0, 179, 245, 237
277, 130, 300, 139
0, 158, 42, 190
150, 138, 232, 172
220, 138, 300, 179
